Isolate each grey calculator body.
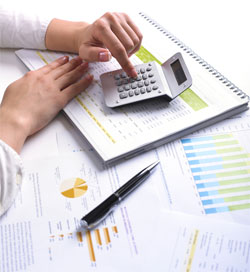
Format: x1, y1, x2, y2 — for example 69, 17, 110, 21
100, 52, 192, 108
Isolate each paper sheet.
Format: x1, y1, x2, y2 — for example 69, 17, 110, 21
1, 146, 250, 271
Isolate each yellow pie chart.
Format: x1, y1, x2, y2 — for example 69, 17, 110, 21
60, 178, 88, 198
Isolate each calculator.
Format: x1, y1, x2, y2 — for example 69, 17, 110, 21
100, 52, 192, 108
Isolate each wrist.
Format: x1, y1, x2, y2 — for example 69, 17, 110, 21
0, 107, 29, 153
45, 19, 89, 53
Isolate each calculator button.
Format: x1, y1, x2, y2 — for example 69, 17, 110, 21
153, 85, 158, 90
119, 93, 128, 99
136, 75, 142, 81
148, 73, 154, 77
129, 78, 135, 83
122, 78, 129, 84
137, 82, 144, 88
150, 79, 156, 84
131, 83, 137, 89
135, 89, 140, 95
140, 68, 146, 73
140, 88, 146, 94
146, 67, 152, 71
116, 80, 123, 86
124, 85, 131, 91
144, 80, 149, 86
114, 74, 120, 80
118, 87, 124, 92
142, 74, 148, 80
129, 91, 134, 97
121, 72, 127, 78
146, 86, 152, 92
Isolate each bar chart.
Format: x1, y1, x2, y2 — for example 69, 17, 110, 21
181, 133, 250, 214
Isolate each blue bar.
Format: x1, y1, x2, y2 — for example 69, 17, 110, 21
191, 164, 223, 173
205, 206, 229, 214
183, 143, 215, 150
202, 198, 225, 205
196, 181, 220, 189
186, 150, 217, 158
199, 190, 219, 197
194, 173, 217, 180
181, 136, 213, 143
188, 157, 223, 165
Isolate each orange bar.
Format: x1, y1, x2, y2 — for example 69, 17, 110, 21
103, 227, 111, 244
94, 229, 102, 246
76, 232, 83, 243
86, 231, 96, 262
112, 226, 118, 234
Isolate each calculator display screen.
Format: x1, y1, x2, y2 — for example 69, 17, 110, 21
171, 59, 187, 85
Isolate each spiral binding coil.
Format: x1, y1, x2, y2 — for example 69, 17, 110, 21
138, 12, 248, 100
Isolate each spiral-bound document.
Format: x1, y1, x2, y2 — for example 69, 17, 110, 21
15, 12, 249, 163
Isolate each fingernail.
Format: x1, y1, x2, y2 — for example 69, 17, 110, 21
58, 56, 69, 63
99, 51, 111, 62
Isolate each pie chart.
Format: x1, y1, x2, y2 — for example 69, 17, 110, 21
60, 178, 88, 198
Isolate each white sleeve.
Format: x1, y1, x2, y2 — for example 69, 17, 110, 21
0, 140, 24, 217
0, 5, 51, 49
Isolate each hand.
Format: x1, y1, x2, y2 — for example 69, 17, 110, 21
77, 12, 143, 77
0, 56, 93, 153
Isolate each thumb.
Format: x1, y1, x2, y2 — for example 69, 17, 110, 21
79, 44, 111, 62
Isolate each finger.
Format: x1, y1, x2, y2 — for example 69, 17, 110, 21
56, 62, 89, 90
58, 74, 94, 107
50, 56, 83, 79
98, 28, 137, 77
37, 55, 69, 74
124, 14, 143, 45
79, 45, 112, 63
111, 19, 141, 55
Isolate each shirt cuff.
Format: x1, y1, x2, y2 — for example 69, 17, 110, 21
0, 139, 24, 217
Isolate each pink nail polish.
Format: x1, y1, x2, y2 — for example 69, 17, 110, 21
99, 51, 111, 62
59, 56, 68, 63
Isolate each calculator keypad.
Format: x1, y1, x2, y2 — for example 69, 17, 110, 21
113, 63, 160, 100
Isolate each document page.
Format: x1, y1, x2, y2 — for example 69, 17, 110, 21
15, 21, 247, 162
1, 142, 250, 271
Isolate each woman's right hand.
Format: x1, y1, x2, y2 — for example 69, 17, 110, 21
0, 56, 93, 153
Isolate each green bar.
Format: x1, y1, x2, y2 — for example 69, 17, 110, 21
216, 169, 250, 178
179, 88, 208, 111
222, 153, 250, 161
228, 203, 250, 211
216, 147, 242, 154
219, 177, 250, 186
135, 46, 162, 64
215, 140, 238, 147
218, 185, 250, 195
224, 194, 250, 203
212, 134, 233, 140
222, 161, 250, 169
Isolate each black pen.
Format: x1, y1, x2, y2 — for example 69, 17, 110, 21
80, 161, 159, 230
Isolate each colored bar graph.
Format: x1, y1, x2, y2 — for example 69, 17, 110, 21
112, 226, 118, 234
103, 227, 111, 245
76, 232, 83, 243
86, 231, 96, 262
94, 229, 102, 246
181, 134, 250, 214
